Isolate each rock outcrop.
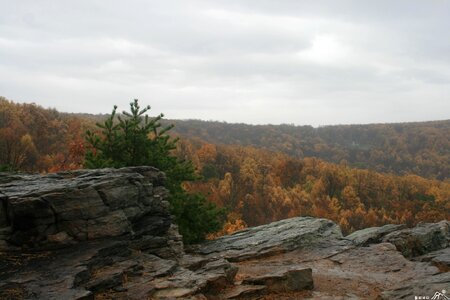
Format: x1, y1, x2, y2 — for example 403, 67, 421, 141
414, 248, 450, 272
241, 268, 314, 292
0, 167, 449, 299
347, 221, 450, 258
192, 216, 344, 261
382, 221, 449, 258
346, 223, 406, 246
0, 168, 234, 299
377, 272, 450, 300
0, 167, 179, 254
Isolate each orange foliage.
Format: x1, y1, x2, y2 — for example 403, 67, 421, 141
0, 97, 89, 172
178, 141, 449, 235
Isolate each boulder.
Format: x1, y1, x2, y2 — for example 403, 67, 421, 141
0, 167, 179, 253
381, 221, 450, 258
346, 224, 406, 246
150, 256, 238, 298
192, 217, 344, 261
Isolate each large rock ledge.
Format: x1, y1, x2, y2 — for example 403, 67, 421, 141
192, 217, 344, 262
0, 167, 235, 299
0, 167, 179, 253
0, 167, 449, 299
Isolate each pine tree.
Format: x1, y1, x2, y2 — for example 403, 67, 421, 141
85, 99, 225, 243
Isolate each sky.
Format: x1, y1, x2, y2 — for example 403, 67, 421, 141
0, 0, 449, 126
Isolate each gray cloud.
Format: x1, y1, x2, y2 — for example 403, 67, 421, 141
0, 0, 449, 126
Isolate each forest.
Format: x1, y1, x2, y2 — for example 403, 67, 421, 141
168, 119, 450, 180
177, 140, 449, 235
1, 97, 449, 236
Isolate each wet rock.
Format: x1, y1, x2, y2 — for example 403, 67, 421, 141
346, 224, 406, 246
46, 231, 76, 247
414, 247, 450, 272
0, 167, 188, 299
0, 240, 103, 300
381, 221, 450, 258
242, 268, 314, 292
232, 241, 440, 300
197, 258, 239, 294
222, 285, 267, 299
193, 217, 343, 261
151, 257, 238, 298
377, 272, 450, 300
0, 167, 177, 251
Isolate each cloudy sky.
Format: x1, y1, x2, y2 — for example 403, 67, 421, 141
0, 0, 449, 126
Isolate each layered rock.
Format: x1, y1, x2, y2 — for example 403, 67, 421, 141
414, 248, 450, 272
193, 216, 344, 261
0, 167, 235, 299
0, 167, 179, 254
382, 221, 450, 258
241, 268, 314, 292
191, 217, 449, 299
346, 224, 406, 246
348, 221, 450, 258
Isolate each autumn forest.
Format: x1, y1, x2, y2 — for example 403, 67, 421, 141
1, 97, 449, 236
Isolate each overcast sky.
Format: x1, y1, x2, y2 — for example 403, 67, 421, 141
0, 0, 449, 126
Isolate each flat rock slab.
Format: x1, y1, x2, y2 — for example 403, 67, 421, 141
414, 247, 450, 272
192, 217, 344, 261
378, 272, 450, 300
0, 238, 237, 299
242, 268, 313, 292
233, 242, 441, 299
221, 285, 267, 299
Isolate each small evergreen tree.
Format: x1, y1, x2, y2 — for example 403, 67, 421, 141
85, 99, 225, 243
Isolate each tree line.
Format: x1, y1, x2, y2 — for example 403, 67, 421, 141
0, 97, 86, 172
167, 119, 450, 180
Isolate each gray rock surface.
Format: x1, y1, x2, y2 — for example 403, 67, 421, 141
377, 272, 450, 300
381, 221, 450, 258
221, 285, 267, 299
242, 268, 314, 292
0, 167, 235, 299
0, 167, 179, 253
192, 216, 344, 261
414, 247, 450, 272
346, 224, 406, 246
0, 238, 237, 300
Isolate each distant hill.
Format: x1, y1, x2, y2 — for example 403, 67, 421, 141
167, 119, 450, 180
